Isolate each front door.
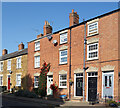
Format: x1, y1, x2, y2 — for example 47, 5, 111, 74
88, 77, 97, 101
47, 75, 53, 95
8, 75, 11, 90
76, 77, 83, 96
102, 72, 114, 98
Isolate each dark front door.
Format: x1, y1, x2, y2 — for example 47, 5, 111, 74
76, 77, 83, 96
88, 77, 97, 101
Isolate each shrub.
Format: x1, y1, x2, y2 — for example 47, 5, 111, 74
38, 62, 50, 97
14, 89, 38, 98
107, 100, 118, 107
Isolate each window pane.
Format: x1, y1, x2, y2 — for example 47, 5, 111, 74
60, 81, 67, 86
61, 57, 67, 62
60, 32, 67, 44
105, 76, 107, 87
61, 51, 67, 56
35, 41, 40, 51
109, 76, 112, 87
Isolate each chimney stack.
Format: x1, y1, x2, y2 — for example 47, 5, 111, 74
69, 9, 79, 26
2, 49, 8, 56
37, 33, 43, 39
43, 21, 52, 36
18, 42, 24, 50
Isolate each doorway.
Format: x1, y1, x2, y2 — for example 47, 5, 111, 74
47, 75, 53, 95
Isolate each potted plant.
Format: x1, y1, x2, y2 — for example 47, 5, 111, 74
50, 83, 58, 91
69, 79, 73, 86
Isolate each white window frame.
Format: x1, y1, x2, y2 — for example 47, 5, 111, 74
16, 57, 21, 69
59, 74, 67, 88
0, 75, 3, 86
34, 76, 39, 88
87, 43, 98, 60
34, 56, 40, 68
60, 32, 68, 44
88, 22, 98, 36
16, 74, 21, 86
0, 61, 3, 72
59, 50, 68, 64
7, 60, 11, 70
35, 41, 40, 51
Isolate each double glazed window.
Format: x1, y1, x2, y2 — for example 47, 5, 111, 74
60, 32, 67, 44
34, 56, 40, 68
35, 41, 40, 51
7, 60, 11, 70
16, 57, 21, 69
59, 74, 67, 88
34, 76, 39, 88
59, 50, 67, 64
88, 22, 98, 36
87, 43, 98, 60
16, 74, 21, 86
0, 62, 3, 72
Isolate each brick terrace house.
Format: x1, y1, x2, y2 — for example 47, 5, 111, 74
27, 9, 120, 101
0, 43, 28, 91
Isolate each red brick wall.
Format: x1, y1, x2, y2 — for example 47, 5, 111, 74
27, 10, 119, 100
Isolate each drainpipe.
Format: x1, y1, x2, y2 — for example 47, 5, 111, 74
83, 19, 87, 101
69, 28, 72, 99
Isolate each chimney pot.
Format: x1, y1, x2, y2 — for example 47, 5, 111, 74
2, 49, 8, 56
72, 9, 74, 13
18, 42, 24, 50
37, 33, 43, 38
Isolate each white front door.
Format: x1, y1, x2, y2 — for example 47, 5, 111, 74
102, 71, 114, 98
47, 75, 53, 95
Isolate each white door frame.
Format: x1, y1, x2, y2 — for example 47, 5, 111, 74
74, 73, 83, 97
47, 75, 53, 95
86, 72, 98, 101
102, 71, 114, 98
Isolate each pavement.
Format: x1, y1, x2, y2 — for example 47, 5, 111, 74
1, 93, 106, 108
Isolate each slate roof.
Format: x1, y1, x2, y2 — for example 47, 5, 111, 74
0, 48, 28, 61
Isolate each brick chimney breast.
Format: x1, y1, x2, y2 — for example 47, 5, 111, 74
69, 9, 79, 26
2, 49, 8, 55
43, 21, 52, 36
18, 42, 24, 50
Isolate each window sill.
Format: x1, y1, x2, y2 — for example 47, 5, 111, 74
86, 58, 99, 62
34, 67, 40, 69
59, 63, 68, 65
59, 42, 68, 45
59, 87, 67, 89
34, 86, 38, 88
34, 50, 40, 52
16, 85, 21, 87
87, 33, 99, 37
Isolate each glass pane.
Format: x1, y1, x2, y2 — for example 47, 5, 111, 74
109, 76, 112, 87
60, 75, 67, 80
105, 76, 107, 87
61, 57, 67, 62
61, 51, 67, 56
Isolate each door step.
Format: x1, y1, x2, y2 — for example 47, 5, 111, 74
71, 97, 83, 102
